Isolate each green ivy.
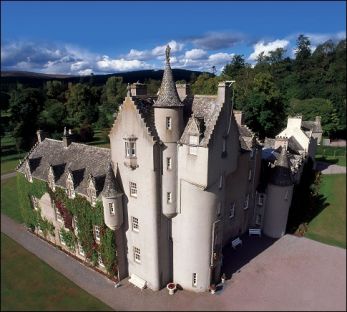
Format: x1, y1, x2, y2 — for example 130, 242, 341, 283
60, 228, 77, 251
100, 227, 117, 276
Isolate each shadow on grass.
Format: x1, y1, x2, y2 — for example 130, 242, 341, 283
315, 156, 339, 166
286, 158, 329, 235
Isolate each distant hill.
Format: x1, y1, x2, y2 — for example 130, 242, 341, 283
1, 69, 211, 90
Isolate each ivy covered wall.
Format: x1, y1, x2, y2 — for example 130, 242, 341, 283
17, 173, 118, 278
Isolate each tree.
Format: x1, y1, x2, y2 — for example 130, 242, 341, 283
289, 98, 341, 137
9, 87, 44, 149
295, 34, 311, 62
223, 55, 245, 78
243, 72, 286, 138
38, 99, 66, 134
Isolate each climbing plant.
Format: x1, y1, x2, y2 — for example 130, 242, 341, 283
60, 228, 77, 251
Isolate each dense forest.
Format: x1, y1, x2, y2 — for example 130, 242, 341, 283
1, 35, 346, 151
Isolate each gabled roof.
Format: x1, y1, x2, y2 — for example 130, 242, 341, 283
302, 120, 322, 133
17, 138, 111, 197
102, 163, 122, 198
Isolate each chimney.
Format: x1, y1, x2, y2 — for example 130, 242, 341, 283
315, 116, 321, 124
130, 82, 147, 96
233, 110, 244, 126
176, 83, 191, 101
274, 136, 288, 150
36, 129, 46, 143
62, 127, 73, 148
217, 81, 231, 106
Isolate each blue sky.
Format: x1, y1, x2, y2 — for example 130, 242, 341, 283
1, 1, 346, 75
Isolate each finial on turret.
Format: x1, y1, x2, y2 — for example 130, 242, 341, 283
165, 45, 171, 64
127, 83, 131, 97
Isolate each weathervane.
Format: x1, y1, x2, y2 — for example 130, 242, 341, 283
165, 45, 171, 63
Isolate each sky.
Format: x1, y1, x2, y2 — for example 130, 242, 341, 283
1, 1, 346, 75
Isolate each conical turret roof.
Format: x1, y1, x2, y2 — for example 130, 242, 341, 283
102, 163, 120, 198
270, 146, 293, 186
153, 45, 183, 108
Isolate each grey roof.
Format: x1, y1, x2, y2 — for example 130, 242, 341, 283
270, 147, 293, 186
302, 120, 322, 133
288, 136, 304, 154
17, 138, 111, 197
153, 55, 183, 108
133, 97, 160, 141
102, 163, 121, 198
264, 137, 276, 149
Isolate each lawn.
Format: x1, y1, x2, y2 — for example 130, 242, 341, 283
305, 174, 346, 249
316, 145, 346, 167
1, 133, 26, 174
1, 176, 23, 223
1, 233, 113, 311
87, 129, 110, 148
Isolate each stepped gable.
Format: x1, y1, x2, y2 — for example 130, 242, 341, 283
133, 97, 159, 141
17, 138, 111, 197
153, 45, 183, 108
270, 146, 293, 186
237, 123, 261, 151
102, 163, 122, 198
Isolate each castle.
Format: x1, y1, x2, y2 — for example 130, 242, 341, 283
17, 45, 322, 293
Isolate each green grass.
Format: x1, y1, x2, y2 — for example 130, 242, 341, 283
1, 233, 113, 311
1, 133, 26, 174
315, 155, 346, 167
305, 174, 346, 248
1, 176, 23, 223
87, 129, 110, 148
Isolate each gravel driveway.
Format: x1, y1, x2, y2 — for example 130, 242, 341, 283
1, 214, 346, 311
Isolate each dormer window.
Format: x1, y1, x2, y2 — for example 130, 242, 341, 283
87, 175, 96, 206
125, 137, 137, 158
189, 135, 198, 155
48, 165, 55, 191
24, 160, 33, 183
166, 117, 172, 130
66, 170, 75, 199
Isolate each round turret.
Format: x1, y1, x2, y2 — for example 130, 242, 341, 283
101, 163, 124, 230
263, 147, 294, 238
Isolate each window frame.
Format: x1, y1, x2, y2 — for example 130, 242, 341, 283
133, 246, 141, 263
129, 182, 137, 198
167, 192, 172, 204
188, 135, 198, 155
132, 216, 139, 232
229, 202, 235, 219
109, 202, 115, 215
94, 225, 101, 242
192, 273, 197, 287
167, 157, 172, 170
166, 116, 172, 130
125, 141, 136, 158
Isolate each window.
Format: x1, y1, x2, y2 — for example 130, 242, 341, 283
134, 247, 141, 263
250, 149, 254, 159
94, 225, 100, 242
78, 243, 85, 256
48, 171, 55, 191
132, 217, 139, 232
66, 180, 75, 199
192, 273, 197, 287
229, 203, 235, 218
189, 135, 198, 155
125, 141, 136, 158
73, 216, 78, 232
219, 174, 223, 190
284, 190, 289, 201
59, 231, 66, 246
31, 196, 39, 211
217, 202, 222, 217
258, 193, 265, 206
244, 194, 249, 210
129, 182, 137, 197
56, 208, 63, 223
166, 117, 172, 130
88, 188, 96, 206
256, 214, 262, 225
167, 192, 172, 204
98, 253, 105, 267
167, 157, 172, 170
222, 138, 227, 158
109, 202, 115, 215
248, 169, 252, 181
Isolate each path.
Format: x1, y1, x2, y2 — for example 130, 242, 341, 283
1, 172, 16, 181
2, 213, 345, 311
316, 161, 346, 174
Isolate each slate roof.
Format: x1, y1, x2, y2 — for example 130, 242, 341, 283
17, 139, 111, 197
270, 147, 293, 186
302, 121, 322, 133
133, 97, 160, 141
153, 55, 183, 108
102, 163, 122, 198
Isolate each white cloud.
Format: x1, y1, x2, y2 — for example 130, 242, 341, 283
184, 49, 207, 60
78, 68, 93, 76
152, 40, 184, 56
208, 52, 234, 65
126, 49, 152, 61
96, 56, 151, 72
248, 39, 289, 61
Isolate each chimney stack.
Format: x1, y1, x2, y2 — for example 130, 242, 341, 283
233, 110, 244, 126
36, 129, 46, 143
62, 127, 73, 148
130, 82, 147, 96
274, 136, 288, 150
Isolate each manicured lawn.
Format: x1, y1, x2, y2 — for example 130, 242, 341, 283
1, 233, 113, 311
1, 133, 26, 174
1, 176, 23, 223
316, 145, 346, 167
305, 174, 346, 248
87, 129, 110, 148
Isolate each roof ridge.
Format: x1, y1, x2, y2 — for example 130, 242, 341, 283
71, 142, 111, 151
